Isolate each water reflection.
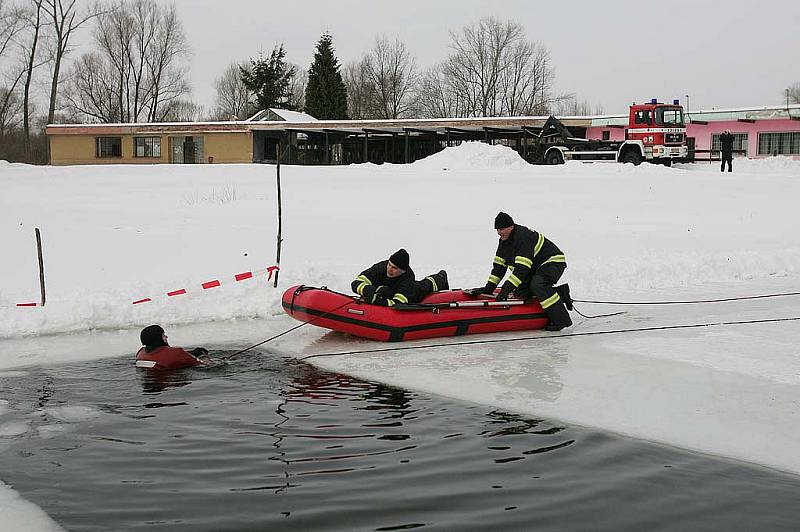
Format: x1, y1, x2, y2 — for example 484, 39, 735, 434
490, 340, 568, 403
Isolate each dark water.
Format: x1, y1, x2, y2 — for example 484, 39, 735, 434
1, 353, 800, 532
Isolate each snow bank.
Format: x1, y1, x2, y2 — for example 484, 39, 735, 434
2, 153, 799, 341
411, 141, 531, 171
676, 155, 800, 174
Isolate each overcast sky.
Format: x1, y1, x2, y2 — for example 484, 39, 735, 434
163, 0, 798, 114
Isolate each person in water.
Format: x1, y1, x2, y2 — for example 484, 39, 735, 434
135, 324, 209, 370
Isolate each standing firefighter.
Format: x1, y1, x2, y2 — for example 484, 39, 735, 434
352, 248, 449, 307
468, 212, 572, 331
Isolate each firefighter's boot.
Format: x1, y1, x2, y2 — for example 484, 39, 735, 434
544, 299, 572, 332
554, 284, 573, 310
422, 270, 449, 294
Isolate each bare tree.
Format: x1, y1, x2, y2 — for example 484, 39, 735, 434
0, 0, 27, 60
212, 62, 253, 120
342, 60, 372, 119
787, 83, 800, 105
64, 0, 190, 123
286, 64, 307, 113
554, 95, 605, 116
0, 0, 26, 132
42, 0, 99, 126
21, 0, 47, 156
415, 63, 463, 118
62, 51, 119, 121
360, 36, 417, 119
443, 16, 556, 117
160, 98, 201, 122
0, 85, 23, 134
145, 1, 190, 121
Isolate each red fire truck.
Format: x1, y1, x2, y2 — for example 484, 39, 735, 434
530, 98, 689, 165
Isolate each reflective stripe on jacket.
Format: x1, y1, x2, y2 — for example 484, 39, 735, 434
351, 260, 417, 306
486, 224, 566, 290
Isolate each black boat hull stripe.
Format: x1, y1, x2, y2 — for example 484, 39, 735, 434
283, 300, 547, 341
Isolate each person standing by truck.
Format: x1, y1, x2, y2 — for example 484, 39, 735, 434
720, 130, 734, 172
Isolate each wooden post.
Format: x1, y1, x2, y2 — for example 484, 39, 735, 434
404, 131, 410, 163
523, 128, 528, 159
35, 227, 46, 306
273, 144, 283, 288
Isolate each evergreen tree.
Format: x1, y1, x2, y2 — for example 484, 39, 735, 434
305, 33, 348, 119
240, 45, 297, 111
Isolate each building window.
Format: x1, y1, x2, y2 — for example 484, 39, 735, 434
96, 137, 122, 158
757, 131, 800, 156
602, 130, 610, 141
634, 110, 652, 125
711, 132, 748, 156
134, 136, 162, 158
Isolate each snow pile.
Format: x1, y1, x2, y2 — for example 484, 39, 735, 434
411, 141, 531, 171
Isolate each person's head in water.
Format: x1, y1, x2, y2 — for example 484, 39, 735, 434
494, 212, 515, 241
387, 248, 409, 278
140, 324, 168, 352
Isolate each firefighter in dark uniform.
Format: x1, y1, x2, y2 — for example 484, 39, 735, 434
719, 129, 734, 172
351, 248, 449, 307
468, 212, 572, 331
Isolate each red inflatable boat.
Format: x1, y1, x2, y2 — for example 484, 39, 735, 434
282, 285, 549, 342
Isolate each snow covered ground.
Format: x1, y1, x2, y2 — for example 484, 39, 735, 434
1, 143, 800, 529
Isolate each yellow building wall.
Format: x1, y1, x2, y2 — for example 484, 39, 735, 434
204, 132, 253, 163
49, 131, 253, 165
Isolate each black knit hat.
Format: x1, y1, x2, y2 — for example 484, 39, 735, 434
388, 248, 410, 271
494, 212, 514, 229
140, 324, 166, 348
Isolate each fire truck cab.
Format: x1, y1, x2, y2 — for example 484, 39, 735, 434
619, 99, 689, 164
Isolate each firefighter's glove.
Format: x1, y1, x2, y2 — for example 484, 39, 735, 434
361, 285, 376, 301
375, 285, 393, 298
465, 286, 494, 296
495, 286, 513, 302
191, 347, 209, 358
369, 292, 390, 306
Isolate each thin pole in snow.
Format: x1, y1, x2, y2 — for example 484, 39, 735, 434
35, 227, 46, 306
274, 142, 283, 288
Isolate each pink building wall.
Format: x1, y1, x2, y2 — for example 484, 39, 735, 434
586, 118, 800, 158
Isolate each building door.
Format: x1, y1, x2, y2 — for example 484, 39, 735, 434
264, 137, 279, 162
183, 136, 196, 164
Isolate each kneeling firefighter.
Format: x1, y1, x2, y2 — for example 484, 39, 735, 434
467, 212, 572, 331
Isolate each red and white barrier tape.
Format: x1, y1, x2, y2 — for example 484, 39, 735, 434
8, 265, 279, 308
131, 265, 279, 305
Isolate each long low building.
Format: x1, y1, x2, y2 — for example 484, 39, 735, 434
45, 104, 800, 166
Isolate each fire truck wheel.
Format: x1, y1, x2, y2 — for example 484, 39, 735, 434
546, 150, 564, 165
622, 150, 643, 165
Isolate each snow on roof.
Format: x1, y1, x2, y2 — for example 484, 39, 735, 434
246, 108, 318, 122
